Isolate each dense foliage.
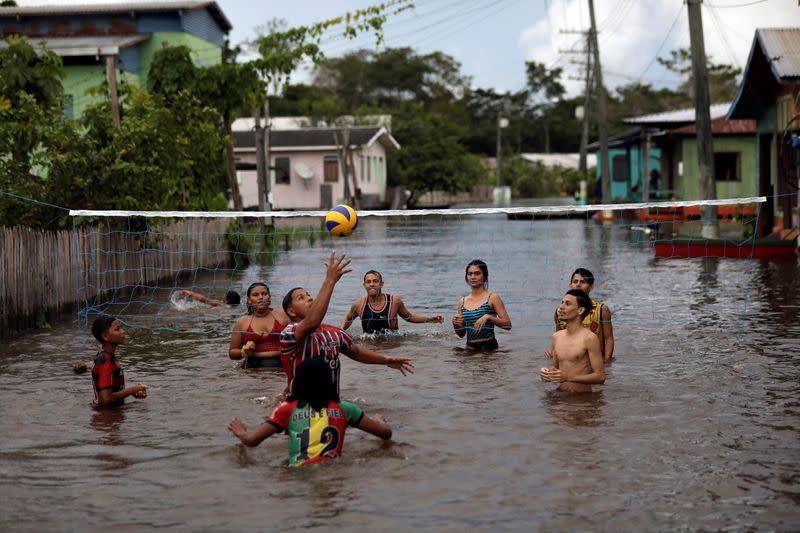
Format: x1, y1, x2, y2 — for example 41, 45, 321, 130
0, 2, 741, 225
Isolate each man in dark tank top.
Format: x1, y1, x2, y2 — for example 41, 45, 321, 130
341, 270, 443, 334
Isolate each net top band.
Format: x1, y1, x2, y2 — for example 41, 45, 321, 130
69, 196, 766, 218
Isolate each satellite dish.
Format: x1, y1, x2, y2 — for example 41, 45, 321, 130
295, 164, 314, 180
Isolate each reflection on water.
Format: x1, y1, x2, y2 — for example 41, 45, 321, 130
0, 217, 798, 530
543, 390, 606, 428
90, 407, 126, 446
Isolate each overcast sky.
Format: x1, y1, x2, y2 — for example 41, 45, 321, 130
16, 0, 800, 97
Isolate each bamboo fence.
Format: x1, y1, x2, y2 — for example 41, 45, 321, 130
1, 218, 230, 335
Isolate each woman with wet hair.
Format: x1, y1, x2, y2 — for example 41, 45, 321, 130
228, 282, 290, 368
452, 259, 512, 350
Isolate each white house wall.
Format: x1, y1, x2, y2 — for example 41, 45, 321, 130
233, 144, 388, 210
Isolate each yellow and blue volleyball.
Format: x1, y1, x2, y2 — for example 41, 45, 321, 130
325, 205, 358, 237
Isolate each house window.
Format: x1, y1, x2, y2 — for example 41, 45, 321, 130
360, 155, 365, 182
612, 155, 629, 182
714, 152, 739, 181
275, 157, 290, 185
324, 156, 339, 182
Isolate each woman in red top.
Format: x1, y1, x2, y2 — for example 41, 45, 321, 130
229, 282, 290, 369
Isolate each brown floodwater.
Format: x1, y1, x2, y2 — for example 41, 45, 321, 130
1, 215, 798, 531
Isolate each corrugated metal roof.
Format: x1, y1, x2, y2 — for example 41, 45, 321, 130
0, 2, 231, 32
520, 153, 597, 170
0, 34, 147, 56
758, 28, 800, 80
623, 102, 731, 125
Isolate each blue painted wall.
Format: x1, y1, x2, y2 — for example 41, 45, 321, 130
598, 144, 662, 202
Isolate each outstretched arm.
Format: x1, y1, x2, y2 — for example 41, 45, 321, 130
601, 305, 614, 362
180, 290, 224, 307
357, 413, 392, 440
228, 417, 279, 447
344, 344, 415, 376
397, 298, 443, 324
294, 251, 352, 341
340, 299, 362, 331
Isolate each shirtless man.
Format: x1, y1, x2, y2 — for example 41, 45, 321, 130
340, 270, 443, 334
540, 289, 605, 393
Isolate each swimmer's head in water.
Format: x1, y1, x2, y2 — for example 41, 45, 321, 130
225, 291, 241, 305
465, 259, 489, 288
290, 356, 339, 412
565, 289, 592, 320
570, 268, 595, 292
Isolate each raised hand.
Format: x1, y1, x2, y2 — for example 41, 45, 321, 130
324, 250, 352, 283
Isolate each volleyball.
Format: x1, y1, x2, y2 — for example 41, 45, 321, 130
325, 205, 358, 236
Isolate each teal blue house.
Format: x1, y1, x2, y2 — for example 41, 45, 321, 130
588, 128, 663, 203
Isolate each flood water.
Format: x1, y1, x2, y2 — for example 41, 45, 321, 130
1, 214, 799, 531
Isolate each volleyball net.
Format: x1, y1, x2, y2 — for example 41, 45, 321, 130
62, 196, 773, 337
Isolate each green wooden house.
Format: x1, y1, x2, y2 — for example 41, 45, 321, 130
622, 104, 757, 210
0, 1, 232, 117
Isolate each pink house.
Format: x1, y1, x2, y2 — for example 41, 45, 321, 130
232, 125, 400, 210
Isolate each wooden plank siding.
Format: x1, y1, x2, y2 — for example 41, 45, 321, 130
1, 219, 230, 335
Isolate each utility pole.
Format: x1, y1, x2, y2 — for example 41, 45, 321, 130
579, 32, 593, 186
254, 106, 267, 213
263, 100, 272, 212
106, 55, 120, 127
643, 131, 652, 203
334, 129, 352, 205
496, 112, 503, 187
587, 0, 611, 204
687, 0, 718, 238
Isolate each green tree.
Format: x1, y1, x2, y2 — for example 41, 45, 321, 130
657, 47, 741, 103
388, 106, 485, 206
0, 36, 64, 108
525, 61, 566, 153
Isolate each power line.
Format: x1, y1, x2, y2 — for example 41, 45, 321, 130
375, 0, 502, 49
637, 2, 685, 82
706, 0, 769, 7
318, 0, 466, 48
704, 3, 742, 68
416, 0, 521, 51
